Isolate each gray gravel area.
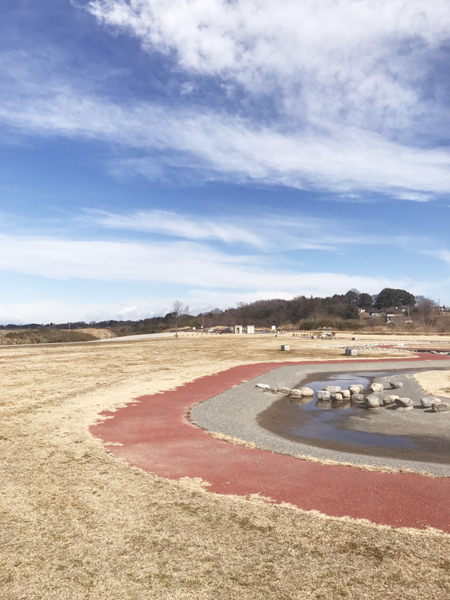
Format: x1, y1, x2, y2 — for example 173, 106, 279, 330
190, 360, 450, 476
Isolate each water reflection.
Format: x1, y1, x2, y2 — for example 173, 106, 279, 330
288, 372, 415, 448
315, 400, 332, 410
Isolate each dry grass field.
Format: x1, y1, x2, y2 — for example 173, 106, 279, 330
2, 334, 450, 600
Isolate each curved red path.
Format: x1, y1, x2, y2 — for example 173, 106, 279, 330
91, 356, 450, 532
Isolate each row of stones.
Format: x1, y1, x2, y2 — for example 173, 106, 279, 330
255, 382, 449, 413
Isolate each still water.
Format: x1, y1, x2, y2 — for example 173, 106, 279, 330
290, 372, 414, 448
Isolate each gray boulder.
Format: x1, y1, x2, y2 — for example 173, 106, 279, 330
421, 397, 442, 409
341, 390, 351, 399
316, 390, 331, 401
395, 397, 414, 410
277, 386, 291, 395
351, 393, 365, 404
365, 394, 380, 408
299, 386, 314, 397
324, 385, 341, 393
256, 383, 270, 390
432, 402, 450, 413
368, 383, 384, 393
331, 393, 344, 403
383, 395, 399, 406
265, 387, 278, 394
349, 384, 364, 395
289, 389, 303, 398
389, 381, 404, 389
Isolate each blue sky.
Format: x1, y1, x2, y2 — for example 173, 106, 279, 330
1, 0, 450, 324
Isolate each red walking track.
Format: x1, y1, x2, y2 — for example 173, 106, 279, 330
91, 355, 450, 532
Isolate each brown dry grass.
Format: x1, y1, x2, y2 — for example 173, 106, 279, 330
415, 369, 450, 399
0, 327, 116, 345
1, 335, 450, 599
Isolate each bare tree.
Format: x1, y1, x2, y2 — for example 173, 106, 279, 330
172, 300, 190, 338
390, 313, 407, 332
415, 296, 438, 333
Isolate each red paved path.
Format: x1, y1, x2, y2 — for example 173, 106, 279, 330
91, 356, 450, 532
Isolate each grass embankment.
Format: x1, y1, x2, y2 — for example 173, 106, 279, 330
0, 328, 116, 345
1, 335, 450, 599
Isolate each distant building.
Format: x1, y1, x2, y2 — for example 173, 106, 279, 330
234, 324, 255, 334
385, 308, 406, 324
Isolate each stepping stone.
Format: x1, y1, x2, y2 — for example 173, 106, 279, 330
383, 395, 399, 406
365, 394, 380, 408
396, 397, 414, 411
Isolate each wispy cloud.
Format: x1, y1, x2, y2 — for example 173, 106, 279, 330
86, 207, 430, 254
86, 208, 264, 247
1, 76, 450, 197
1, 20, 450, 199
0, 232, 408, 294
87, 0, 450, 132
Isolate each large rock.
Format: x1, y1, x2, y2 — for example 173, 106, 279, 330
368, 383, 384, 393
255, 383, 270, 390
341, 390, 351, 399
265, 387, 278, 394
300, 386, 314, 397
365, 394, 380, 408
324, 385, 341, 393
289, 389, 303, 398
331, 393, 344, 403
421, 396, 442, 409
389, 381, 404, 389
395, 397, 414, 410
432, 402, 450, 413
349, 384, 364, 395
277, 386, 291, 395
383, 395, 399, 406
351, 393, 365, 404
316, 390, 331, 401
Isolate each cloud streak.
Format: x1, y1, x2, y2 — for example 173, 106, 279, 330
85, 207, 429, 254
0, 232, 409, 294
2, 0, 450, 201
1, 72, 450, 197
87, 0, 450, 131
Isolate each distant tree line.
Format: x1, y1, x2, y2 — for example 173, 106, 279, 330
1, 288, 445, 333
195, 288, 421, 330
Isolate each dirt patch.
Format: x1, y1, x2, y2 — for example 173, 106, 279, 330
2, 335, 450, 599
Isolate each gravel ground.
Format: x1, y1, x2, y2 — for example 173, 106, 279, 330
190, 359, 450, 477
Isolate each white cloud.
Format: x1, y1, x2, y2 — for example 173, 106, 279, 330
0, 299, 165, 325
0, 232, 407, 294
87, 208, 264, 246
2, 2, 450, 200
87, 0, 450, 131
86, 207, 429, 254
1, 77, 450, 197
427, 249, 450, 265
180, 82, 195, 95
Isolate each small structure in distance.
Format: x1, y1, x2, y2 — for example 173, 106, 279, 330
234, 325, 255, 334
